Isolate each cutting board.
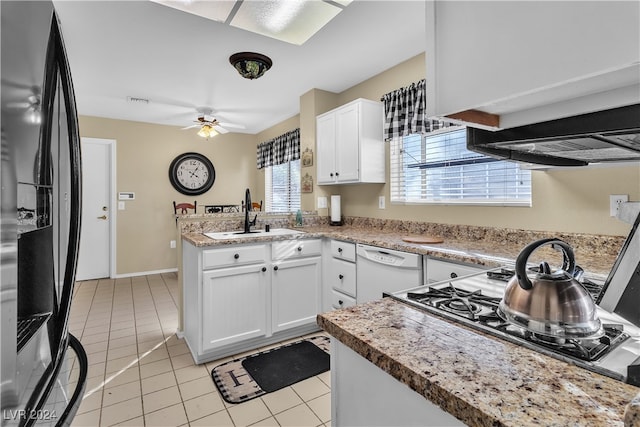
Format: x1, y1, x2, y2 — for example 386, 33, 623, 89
402, 236, 444, 244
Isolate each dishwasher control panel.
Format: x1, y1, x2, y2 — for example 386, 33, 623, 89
357, 244, 422, 268
368, 251, 402, 265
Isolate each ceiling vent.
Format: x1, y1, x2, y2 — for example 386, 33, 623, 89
126, 96, 150, 105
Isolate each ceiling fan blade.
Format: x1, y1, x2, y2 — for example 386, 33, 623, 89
213, 125, 229, 134
181, 124, 199, 130
217, 122, 245, 129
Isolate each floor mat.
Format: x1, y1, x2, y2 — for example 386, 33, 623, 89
211, 335, 330, 404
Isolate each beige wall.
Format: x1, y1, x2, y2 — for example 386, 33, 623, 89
79, 116, 259, 275
297, 53, 640, 237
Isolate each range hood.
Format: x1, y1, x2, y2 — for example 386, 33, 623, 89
466, 104, 640, 166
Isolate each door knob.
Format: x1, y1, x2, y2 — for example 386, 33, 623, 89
97, 215, 107, 220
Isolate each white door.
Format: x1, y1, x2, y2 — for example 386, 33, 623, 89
201, 265, 268, 350
335, 104, 360, 182
271, 256, 321, 333
76, 138, 113, 281
316, 113, 337, 184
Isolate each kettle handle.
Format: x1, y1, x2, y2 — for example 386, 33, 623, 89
515, 238, 576, 290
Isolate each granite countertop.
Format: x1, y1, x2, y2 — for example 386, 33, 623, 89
182, 224, 618, 276
318, 298, 640, 427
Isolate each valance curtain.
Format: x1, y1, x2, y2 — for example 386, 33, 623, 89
257, 128, 300, 169
381, 79, 449, 140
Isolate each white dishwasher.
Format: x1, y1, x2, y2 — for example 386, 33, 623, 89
356, 243, 423, 304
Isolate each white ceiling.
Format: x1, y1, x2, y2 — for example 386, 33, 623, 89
52, 1, 426, 135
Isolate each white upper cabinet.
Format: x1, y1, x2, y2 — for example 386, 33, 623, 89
316, 98, 385, 185
425, 1, 640, 130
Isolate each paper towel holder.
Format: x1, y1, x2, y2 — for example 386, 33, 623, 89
330, 195, 343, 226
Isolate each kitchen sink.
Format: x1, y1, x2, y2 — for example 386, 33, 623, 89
203, 228, 306, 240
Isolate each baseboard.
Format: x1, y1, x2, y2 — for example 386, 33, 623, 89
112, 268, 178, 279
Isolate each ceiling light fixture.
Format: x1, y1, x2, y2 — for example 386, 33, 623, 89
229, 52, 272, 80
197, 124, 219, 139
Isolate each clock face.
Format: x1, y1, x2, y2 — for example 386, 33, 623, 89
169, 153, 215, 195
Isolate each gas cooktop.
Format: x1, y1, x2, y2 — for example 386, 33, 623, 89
390, 268, 640, 383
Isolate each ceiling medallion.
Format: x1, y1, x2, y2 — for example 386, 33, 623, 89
229, 52, 272, 80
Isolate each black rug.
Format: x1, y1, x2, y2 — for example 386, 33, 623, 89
211, 336, 330, 404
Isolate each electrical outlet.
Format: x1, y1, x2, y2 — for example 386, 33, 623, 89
170, 240, 176, 249
317, 196, 327, 209
378, 196, 385, 209
610, 194, 628, 217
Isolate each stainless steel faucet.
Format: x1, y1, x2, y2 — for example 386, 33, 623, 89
244, 188, 257, 233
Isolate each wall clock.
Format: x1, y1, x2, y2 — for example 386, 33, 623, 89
168, 152, 216, 195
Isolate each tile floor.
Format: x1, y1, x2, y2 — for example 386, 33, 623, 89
67, 273, 331, 427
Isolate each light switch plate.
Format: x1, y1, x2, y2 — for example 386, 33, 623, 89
317, 196, 327, 209
379, 196, 385, 209
118, 201, 125, 210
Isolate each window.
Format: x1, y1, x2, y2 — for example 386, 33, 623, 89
390, 127, 531, 206
265, 159, 301, 212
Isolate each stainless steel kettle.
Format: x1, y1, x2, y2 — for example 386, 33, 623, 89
498, 238, 602, 339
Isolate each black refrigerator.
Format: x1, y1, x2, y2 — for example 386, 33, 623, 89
1, 1, 87, 426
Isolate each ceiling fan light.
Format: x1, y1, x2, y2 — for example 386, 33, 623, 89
197, 124, 219, 138
229, 52, 272, 80
197, 125, 211, 138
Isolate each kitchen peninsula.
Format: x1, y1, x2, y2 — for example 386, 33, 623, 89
318, 298, 640, 427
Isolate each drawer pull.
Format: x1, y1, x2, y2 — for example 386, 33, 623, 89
338, 247, 343, 253
234, 253, 240, 259
261, 267, 267, 272
338, 300, 344, 306
339, 274, 344, 280
274, 265, 279, 271
450, 272, 458, 278
297, 246, 303, 252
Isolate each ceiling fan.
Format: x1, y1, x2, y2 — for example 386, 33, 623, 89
182, 111, 245, 138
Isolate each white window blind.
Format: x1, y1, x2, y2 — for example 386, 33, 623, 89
390, 127, 532, 206
265, 159, 301, 212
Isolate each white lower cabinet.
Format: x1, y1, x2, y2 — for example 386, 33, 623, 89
426, 257, 488, 283
183, 239, 322, 364
272, 256, 321, 333
201, 264, 268, 350
324, 240, 357, 311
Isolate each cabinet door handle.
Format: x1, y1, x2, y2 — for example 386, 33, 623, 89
261, 267, 267, 272
338, 247, 343, 253
339, 274, 344, 279
450, 272, 458, 278
338, 300, 344, 306
234, 253, 240, 259
335, 172, 339, 176
273, 265, 279, 271
330, 173, 334, 177
297, 246, 303, 252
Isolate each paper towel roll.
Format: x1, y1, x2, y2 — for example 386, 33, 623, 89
330, 195, 341, 225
